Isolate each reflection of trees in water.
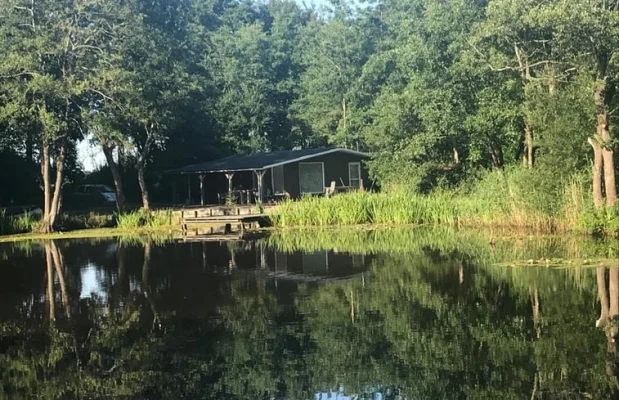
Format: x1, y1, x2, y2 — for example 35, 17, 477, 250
299, 251, 615, 399
596, 267, 619, 397
2, 237, 619, 398
44, 241, 71, 322
0, 240, 166, 398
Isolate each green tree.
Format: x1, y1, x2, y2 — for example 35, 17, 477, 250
293, 2, 374, 148
547, 0, 619, 207
0, 0, 120, 231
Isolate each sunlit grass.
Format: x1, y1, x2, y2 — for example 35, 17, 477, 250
115, 209, 174, 230
270, 171, 600, 233
270, 190, 561, 230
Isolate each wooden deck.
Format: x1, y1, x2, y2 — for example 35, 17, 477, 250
180, 208, 270, 235
173, 204, 275, 220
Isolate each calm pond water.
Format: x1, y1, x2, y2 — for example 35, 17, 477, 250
1, 228, 619, 399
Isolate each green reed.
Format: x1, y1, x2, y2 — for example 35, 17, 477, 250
0, 209, 39, 235
270, 191, 470, 228
116, 209, 174, 230
270, 169, 597, 232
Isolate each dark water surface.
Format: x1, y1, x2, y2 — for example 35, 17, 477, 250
1, 228, 619, 399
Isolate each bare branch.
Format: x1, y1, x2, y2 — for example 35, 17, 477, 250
85, 87, 116, 104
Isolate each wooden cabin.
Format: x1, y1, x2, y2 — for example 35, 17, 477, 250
168, 147, 371, 205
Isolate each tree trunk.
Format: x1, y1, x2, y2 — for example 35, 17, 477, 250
137, 157, 150, 211
136, 125, 154, 211
514, 44, 534, 169
524, 122, 534, 169
590, 137, 604, 208
102, 145, 126, 212
41, 144, 52, 233
40, 142, 66, 233
594, 76, 616, 207
49, 142, 66, 228
490, 143, 503, 169
600, 114, 616, 207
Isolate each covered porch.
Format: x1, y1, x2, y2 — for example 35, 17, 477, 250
166, 147, 371, 206
168, 168, 285, 207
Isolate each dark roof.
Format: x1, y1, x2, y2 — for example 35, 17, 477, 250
167, 147, 370, 174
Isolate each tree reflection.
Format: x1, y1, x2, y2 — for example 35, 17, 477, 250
596, 267, 619, 397
44, 240, 72, 322
2, 236, 619, 398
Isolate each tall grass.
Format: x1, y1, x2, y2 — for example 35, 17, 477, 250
58, 212, 115, 230
272, 191, 463, 228
271, 169, 595, 232
0, 209, 39, 235
116, 209, 174, 230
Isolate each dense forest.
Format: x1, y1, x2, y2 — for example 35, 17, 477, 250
1, 0, 618, 231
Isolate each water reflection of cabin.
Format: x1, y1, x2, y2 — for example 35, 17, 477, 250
267, 249, 368, 279
190, 240, 370, 281
167, 147, 371, 205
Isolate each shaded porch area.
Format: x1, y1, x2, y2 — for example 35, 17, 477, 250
166, 147, 372, 206
168, 168, 285, 207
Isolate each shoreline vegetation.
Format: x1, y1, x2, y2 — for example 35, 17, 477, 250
3, 168, 619, 241
0, 209, 178, 242
272, 169, 614, 235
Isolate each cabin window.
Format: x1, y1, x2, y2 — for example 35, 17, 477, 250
272, 165, 285, 194
299, 162, 325, 194
348, 162, 361, 188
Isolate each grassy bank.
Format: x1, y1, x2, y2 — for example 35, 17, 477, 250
270, 168, 608, 233
0, 208, 178, 241
0, 226, 179, 243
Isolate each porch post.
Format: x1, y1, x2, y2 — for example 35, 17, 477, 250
187, 175, 192, 205
199, 174, 205, 206
225, 172, 235, 195
254, 169, 267, 203
172, 180, 176, 205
